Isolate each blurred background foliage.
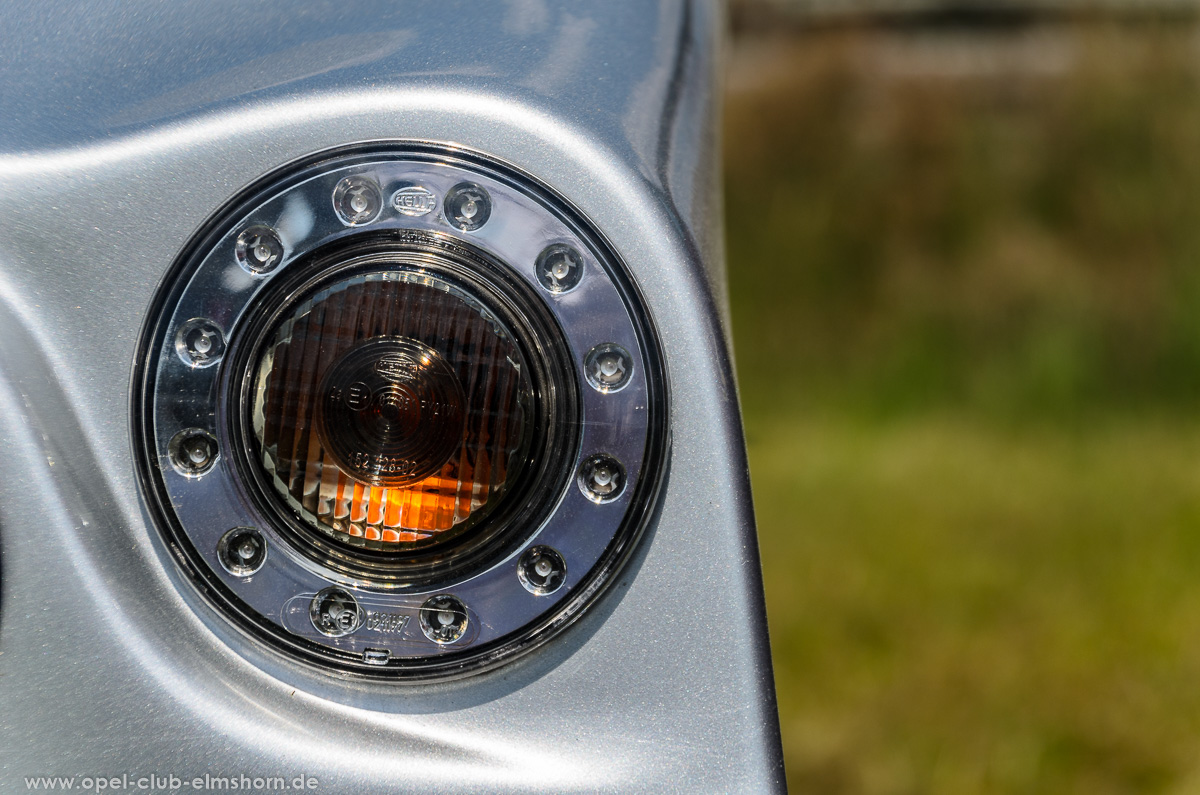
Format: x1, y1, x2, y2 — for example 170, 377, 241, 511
725, 7, 1200, 793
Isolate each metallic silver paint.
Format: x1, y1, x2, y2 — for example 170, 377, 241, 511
0, 0, 784, 790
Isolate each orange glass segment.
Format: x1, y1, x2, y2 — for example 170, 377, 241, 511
251, 270, 531, 552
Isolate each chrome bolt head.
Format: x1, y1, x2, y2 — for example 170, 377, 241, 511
235, 226, 284, 274
536, 244, 584, 294
418, 594, 469, 643
444, 182, 492, 231
217, 527, 267, 576
332, 176, 383, 226
578, 453, 626, 503
168, 429, 219, 477
584, 343, 633, 393
518, 546, 567, 595
310, 587, 363, 637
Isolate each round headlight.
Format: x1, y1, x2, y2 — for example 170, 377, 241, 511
135, 143, 666, 679
232, 232, 579, 588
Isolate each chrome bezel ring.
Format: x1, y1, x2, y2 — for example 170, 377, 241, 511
133, 142, 669, 680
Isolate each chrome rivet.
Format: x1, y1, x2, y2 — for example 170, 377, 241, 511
310, 587, 363, 637
584, 343, 633, 393
168, 429, 219, 477
578, 453, 626, 503
235, 225, 284, 275
333, 176, 383, 226
536, 244, 584, 294
419, 594, 468, 643
444, 182, 492, 231
175, 318, 226, 368
518, 546, 567, 595
217, 527, 267, 576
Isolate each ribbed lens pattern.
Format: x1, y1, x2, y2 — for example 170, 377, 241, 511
251, 270, 531, 551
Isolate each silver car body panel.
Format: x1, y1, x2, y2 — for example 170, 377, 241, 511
0, 0, 784, 790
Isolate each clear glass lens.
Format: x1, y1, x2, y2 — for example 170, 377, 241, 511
250, 269, 533, 552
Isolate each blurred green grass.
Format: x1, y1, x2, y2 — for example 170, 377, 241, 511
726, 22, 1200, 794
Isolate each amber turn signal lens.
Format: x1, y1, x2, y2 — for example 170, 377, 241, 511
317, 337, 465, 489
251, 269, 532, 552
